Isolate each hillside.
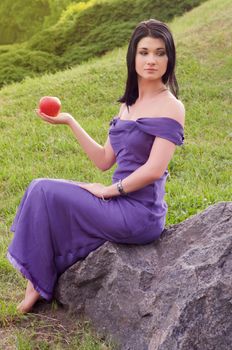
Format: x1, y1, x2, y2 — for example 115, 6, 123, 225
0, 0, 231, 347
0, 0, 231, 225
0, 0, 206, 87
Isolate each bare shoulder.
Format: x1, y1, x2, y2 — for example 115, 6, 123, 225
118, 102, 127, 117
165, 94, 185, 127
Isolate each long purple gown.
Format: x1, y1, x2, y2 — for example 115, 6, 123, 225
7, 116, 184, 301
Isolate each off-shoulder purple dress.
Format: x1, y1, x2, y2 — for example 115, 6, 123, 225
7, 117, 184, 300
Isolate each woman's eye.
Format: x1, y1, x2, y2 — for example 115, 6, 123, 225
139, 51, 166, 56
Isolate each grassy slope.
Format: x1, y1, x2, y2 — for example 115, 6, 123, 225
0, 0, 231, 347
168, 0, 232, 221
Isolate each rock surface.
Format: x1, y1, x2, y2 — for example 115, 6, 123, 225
55, 202, 232, 350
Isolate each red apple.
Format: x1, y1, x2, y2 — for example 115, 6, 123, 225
39, 96, 61, 117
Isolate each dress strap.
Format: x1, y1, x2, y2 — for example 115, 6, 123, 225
136, 117, 184, 146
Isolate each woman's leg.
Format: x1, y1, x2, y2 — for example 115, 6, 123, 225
17, 280, 40, 313
8, 178, 108, 309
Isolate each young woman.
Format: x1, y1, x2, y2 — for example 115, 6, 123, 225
7, 19, 185, 313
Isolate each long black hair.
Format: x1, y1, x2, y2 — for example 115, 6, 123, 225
118, 19, 179, 106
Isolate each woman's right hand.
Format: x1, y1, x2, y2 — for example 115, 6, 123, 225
35, 109, 74, 126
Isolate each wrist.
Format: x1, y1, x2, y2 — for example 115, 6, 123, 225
102, 184, 120, 198
116, 179, 127, 195
67, 115, 76, 126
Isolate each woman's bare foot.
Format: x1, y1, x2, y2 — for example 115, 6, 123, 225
17, 281, 40, 313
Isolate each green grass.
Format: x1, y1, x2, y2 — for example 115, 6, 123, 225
0, 309, 112, 349
0, 0, 206, 87
0, 0, 231, 348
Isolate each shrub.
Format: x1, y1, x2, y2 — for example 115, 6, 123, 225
0, 0, 50, 44
0, 49, 62, 87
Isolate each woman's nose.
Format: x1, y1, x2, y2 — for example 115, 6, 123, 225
147, 54, 157, 65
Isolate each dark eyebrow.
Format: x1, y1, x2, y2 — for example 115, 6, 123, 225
138, 47, 166, 50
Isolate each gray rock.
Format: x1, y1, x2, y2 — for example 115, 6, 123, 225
55, 202, 232, 350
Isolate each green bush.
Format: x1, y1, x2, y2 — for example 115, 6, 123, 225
0, 0, 89, 45
0, 0, 50, 44
28, 0, 207, 55
44, 0, 87, 27
0, 49, 62, 87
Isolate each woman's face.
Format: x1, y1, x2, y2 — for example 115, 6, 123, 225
135, 36, 168, 82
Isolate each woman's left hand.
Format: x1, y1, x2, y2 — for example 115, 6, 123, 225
77, 182, 110, 199
35, 109, 74, 125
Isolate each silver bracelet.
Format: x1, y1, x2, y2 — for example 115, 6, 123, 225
116, 179, 127, 195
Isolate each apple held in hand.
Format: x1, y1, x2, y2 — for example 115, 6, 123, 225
39, 96, 61, 117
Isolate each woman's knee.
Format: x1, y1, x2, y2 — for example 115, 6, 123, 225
28, 178, 51, 193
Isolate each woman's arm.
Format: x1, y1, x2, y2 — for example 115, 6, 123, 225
68, 102, 127, 170
36, 110, 116, 171
78, 136, 177, 199
68, 117, 116, 171
103, 136, 177, 197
